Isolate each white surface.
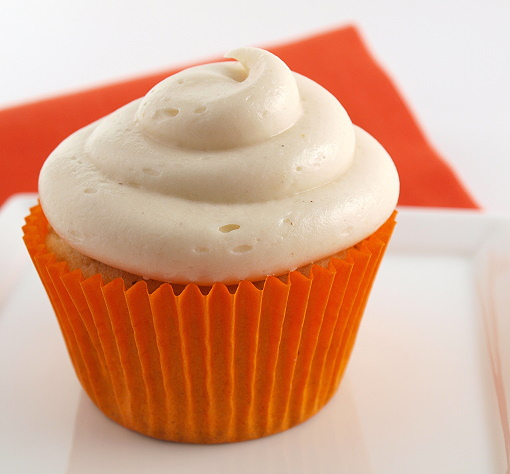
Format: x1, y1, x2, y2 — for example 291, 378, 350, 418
1, 1, 509, 213
1, 194, 508, 473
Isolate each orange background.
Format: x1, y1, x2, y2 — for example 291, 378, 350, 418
0, 26, 478, 209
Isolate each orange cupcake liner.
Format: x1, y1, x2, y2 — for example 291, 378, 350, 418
23, 204, 396, 443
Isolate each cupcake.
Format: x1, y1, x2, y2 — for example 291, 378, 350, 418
23, 47, 399, 443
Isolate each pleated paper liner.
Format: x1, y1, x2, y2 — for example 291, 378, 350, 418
23, 204, 396, 443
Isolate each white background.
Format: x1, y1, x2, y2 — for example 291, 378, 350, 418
1, 0, 509, 211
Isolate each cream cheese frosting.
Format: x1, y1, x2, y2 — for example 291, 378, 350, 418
39, 47, 399, 285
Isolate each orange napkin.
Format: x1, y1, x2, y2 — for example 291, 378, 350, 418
0, 25, 478, 208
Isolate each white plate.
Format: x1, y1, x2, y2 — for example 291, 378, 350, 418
1, 194, 508, 474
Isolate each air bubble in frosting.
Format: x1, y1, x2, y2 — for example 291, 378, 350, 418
232, 245, 252, 253
142, 168, 161, 177
219, 224, 240, 233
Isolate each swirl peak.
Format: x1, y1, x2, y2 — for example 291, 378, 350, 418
136, 47, 301, 150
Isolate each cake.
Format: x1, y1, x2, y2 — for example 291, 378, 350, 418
23, 47, 399, 443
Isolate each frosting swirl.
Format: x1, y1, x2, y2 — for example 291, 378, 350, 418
39, 47, 399, 284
